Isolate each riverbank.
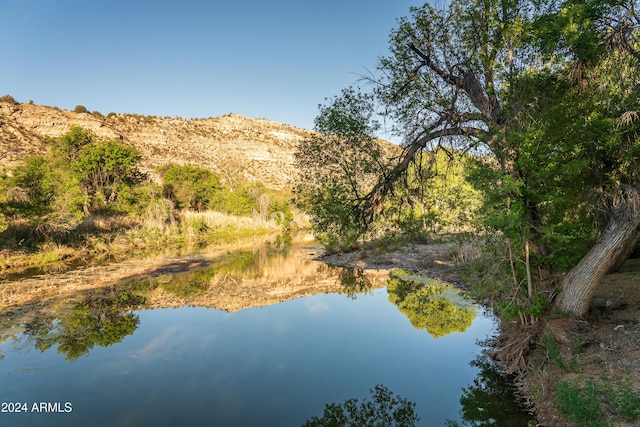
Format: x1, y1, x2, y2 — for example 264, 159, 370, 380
2, 229, 639, 426
318, 239, 640, 427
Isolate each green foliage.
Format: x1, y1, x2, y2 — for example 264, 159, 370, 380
0, 156, 85, 240
554, 378, 606, 427
73, 105, 88, 114
294, 87, 389, 248
386, 150, 481, 236
49, 125, 94, 162
74, 140, 144, 210
157, 163, 221, 211
302, 384, 420, 427
603, 375, 640, 421
1, 157, 56, 218
212, 181, 286, 220
553, 373, 640, 427
541, 332, 571, 371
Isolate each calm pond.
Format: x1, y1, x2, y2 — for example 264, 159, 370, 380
0, 236, 533, 426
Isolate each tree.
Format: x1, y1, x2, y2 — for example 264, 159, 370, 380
74, 140, 144, 207
301, 0, 640, 317
294, 87, 392, 248
157, 163, 221, 211
49, 124, 94, 162
0, 156, 85, 239
0, 94, 18, 104
529, 0, 640, 316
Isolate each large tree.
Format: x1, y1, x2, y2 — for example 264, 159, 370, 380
543, 0, 640, 315
299, 0, 640, 317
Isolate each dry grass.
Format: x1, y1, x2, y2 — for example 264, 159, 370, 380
182, 210, 278, 231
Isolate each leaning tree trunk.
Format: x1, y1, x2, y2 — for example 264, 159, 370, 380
608, 230, 640, 273
555, 194, 640, 317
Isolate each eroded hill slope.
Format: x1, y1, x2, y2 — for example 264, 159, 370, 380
0, 102, 314, 189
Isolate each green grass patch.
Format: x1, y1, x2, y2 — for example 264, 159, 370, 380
553, 374, 640, 427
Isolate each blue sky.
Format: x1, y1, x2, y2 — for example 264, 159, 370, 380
1, 1, 424, 131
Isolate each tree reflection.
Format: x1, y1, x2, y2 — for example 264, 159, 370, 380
445, 353, 535, 426
337, 267, 373, 298
302, 384, 420, 427
25, 287, 144, 360
387, 275, 476, 338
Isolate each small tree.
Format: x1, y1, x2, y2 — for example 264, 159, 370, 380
294, 88, 391, 248
0, 156, 84, 239
157, 163, 221, 211
73, 105, 88, 114
49, 125, 94, 162
74, 141, 144, 207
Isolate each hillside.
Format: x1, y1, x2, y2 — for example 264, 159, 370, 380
0, 102, 316, 189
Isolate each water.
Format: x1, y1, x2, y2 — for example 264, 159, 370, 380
0, 237, 533, 426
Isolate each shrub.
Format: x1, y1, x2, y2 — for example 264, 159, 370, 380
74, 140, 144, 210
157, 163, 221, 211
48, 125, 95, 163
73, 105, 88, 114
0, 156, 85, 241
554, 378, 605, 427
0, 94, 18, 104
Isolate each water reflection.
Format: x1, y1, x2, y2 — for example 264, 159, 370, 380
24, 287, 144, 360
387, 272, 477, 338
0, 239, 389, 360
445, 353, 535, 426
0, 237, 534, 426
303, 384, 420, 427
337, 268, 374, 298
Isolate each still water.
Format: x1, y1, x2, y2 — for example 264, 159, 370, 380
0, 236, 532, 426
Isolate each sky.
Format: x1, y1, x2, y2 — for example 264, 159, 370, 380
0, 0, 425, 131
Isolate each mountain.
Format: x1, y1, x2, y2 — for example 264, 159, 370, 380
0, 101, 315, 189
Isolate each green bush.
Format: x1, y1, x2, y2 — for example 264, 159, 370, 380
74, 140, 144, 205
73, 105, 88, 114
212, 181, 268, 217
0, 156, 85, 241
157, 163, 221, 211
554, 378, 605, 427
49, 125, 94, 162
554, 375, 640, 426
